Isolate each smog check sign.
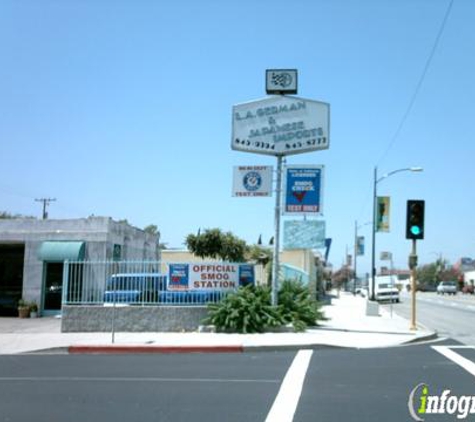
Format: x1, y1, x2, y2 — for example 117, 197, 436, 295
284, 165, 324, 215
231, 96, 330, 156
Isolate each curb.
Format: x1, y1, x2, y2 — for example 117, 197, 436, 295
401, 330, 438, 345
68, 345, 244, 354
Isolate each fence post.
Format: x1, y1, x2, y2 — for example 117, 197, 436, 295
62, 261, 70, 306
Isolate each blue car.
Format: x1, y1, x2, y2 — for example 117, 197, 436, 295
103, 273, 166, 304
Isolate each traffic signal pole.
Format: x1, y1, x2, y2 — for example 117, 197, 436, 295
410, 239, 417, 331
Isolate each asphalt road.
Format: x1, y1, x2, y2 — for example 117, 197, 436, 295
384, 291, 475, 345
1, 340, 474, 422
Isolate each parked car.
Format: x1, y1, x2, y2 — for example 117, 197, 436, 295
462, 285, 474, 295
416, 283, 437, 292
103, 273, 167, 304
436, 281, 457, 295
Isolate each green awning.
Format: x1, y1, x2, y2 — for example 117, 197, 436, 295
37, 241, 85, 262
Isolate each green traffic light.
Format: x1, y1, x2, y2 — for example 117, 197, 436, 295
410, 226, 421, 236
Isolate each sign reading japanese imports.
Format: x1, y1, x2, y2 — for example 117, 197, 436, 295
168, 264, 255, 291
284, 165, 324, 215
232, 96, 330, 156
232, 166, 273, 197
283, 220, 326, 250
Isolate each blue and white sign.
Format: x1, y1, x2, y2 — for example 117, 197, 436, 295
168, 263, 189, 291
283, 220, 326, 250
283, 165, 324, 215
232, 166, 273, 197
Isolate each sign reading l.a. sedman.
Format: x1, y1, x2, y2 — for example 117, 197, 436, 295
232, 96, 330, 156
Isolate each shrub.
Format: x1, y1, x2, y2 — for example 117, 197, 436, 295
205, 285, 284, 333
205, 280, 325, 333
278, 279, 325, 332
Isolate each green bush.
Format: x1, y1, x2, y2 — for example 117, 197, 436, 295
205, 280, 325, 333
205, 285, 284, 333
278, 279, 325, 332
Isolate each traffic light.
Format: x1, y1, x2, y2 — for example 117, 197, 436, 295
406, 200, 425, 240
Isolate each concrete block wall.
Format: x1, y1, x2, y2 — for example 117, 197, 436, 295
61, 305, 209, 332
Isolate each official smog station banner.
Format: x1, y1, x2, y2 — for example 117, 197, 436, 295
283, 165, 324, 215
168, 263, 255, 291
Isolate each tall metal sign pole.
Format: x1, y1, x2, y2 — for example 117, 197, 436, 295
231, 69, 330, 305
272, 154, 283, 306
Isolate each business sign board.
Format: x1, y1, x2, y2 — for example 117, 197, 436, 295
168, 263, 189, 291
168, 263, 255, 291
266, 69, 298, 95
232, 165, 273, 197
231, 96, 330, 156
283, 220, 326, 250
283, 165, 324, 215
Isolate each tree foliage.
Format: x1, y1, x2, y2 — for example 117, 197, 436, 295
185, 228, 248, 262
417, 259, 460, 284
144, 224, 159, 235
331, 266, 354, 288
0, 211, 34, 219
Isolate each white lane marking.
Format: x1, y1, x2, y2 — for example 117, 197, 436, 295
0, 377, 279, 384
265, 349, 313, 422
432, 346, 475, 378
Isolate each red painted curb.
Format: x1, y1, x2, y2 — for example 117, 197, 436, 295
68, 345, 244, 354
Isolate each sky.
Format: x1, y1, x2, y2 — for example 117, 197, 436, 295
0, 0, 474, 275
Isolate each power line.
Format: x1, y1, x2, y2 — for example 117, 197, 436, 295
377, 0, 455, 165
35, 198, 56, 220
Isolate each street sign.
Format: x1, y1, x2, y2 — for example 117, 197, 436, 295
232, 166, 273, 197
283, 165, 324, 215
231, 96, 330, 156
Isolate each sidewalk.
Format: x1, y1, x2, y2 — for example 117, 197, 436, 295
0, 293, 436, 354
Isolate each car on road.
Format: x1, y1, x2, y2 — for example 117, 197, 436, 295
436, 281, 457, 295
416, 283, 437, 292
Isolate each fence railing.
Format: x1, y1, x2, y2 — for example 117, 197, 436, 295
62, 260, 231, 306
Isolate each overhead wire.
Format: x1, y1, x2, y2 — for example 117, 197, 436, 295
376, 0, 455, 166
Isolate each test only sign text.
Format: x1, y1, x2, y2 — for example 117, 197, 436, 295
168, 263, 255, 291
284, 165, 324, 215
232, 166, 273, 197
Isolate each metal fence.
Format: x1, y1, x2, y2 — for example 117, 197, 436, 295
62, 260, 230, 306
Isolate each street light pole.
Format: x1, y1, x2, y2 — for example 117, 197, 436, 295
354, 220, 370, 296
370, 166, 423, 301
371, 167, 378, 301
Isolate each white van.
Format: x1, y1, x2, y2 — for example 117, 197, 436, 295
368, 275, 400, 303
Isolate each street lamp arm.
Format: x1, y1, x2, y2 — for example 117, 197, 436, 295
377, 167, 423, 184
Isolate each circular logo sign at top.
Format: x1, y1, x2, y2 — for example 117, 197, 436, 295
231, 96, 330, 157
243, 171, 262, 192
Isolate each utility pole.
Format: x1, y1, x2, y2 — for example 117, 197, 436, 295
35, 198, 56, 219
